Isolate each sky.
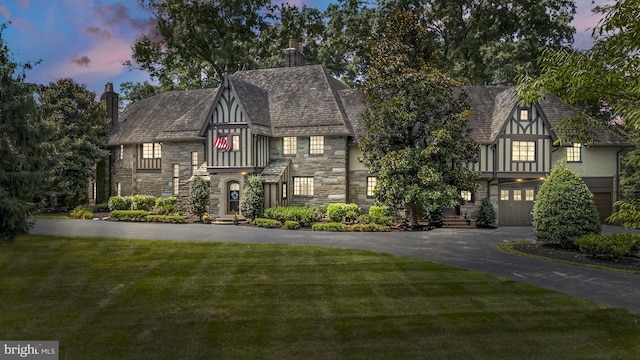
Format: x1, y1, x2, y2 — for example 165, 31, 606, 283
1, 0, 610, 98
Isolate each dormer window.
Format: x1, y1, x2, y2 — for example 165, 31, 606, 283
518, 108, 530, 121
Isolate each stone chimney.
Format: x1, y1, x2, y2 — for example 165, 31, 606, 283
100, 83, 119, 127
284, 39, 307, 67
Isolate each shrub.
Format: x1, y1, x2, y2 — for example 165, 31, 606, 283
70, 205, 93, 219
251, 218, 282, 228
108, 196, 132, 211
189, 176, 209, 220
132, 195, 157, 211
146, 215, 186, 223
326, 203, 361, 222
264, 206, 315, 227
312, 222, 347, 231
153, 197, 177, 215
240, 175, 264, 221
576, 233, 640, 259
90, 203, 110, 213
110, 210, 149, 222
367, 205, 394, 225
532, 163, 601, 248
349, 223, 391, 232
284, 220, 301, 230
476, 197, 496, 228
607, 198, 640, 228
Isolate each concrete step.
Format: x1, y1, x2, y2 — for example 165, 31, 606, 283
212, 216, 248, 225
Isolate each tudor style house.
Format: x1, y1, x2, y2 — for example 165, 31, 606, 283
100, 45, 630, 226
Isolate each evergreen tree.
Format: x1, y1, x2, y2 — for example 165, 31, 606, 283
189, 176, 210, 221
239, 175, 264, 221
358, 9, 479, 225
476, 197, 496, 228
0, 24, 48, 242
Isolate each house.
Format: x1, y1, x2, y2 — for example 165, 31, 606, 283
101, 46, 631, 226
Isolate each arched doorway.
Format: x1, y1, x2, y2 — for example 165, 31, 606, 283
228, 181, 240, 214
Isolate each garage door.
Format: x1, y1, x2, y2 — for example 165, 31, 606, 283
498, 187, 536, 226
592, 192, 612, 223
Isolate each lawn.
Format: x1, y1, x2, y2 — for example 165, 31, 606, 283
1, 236, 639, 359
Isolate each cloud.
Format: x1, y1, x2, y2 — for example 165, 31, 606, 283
0, 6, 10, 20
85, 25, 111, 39
71, 55, 91, 67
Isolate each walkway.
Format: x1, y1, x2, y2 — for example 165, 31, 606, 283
31, 219, 640, 313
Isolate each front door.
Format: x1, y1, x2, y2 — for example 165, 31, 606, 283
228, 181, 240, 214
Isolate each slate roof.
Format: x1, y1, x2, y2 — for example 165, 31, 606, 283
232, 65, 359, 138
109, 88, 217, 145
260, 159, 291, 183
227, 76, 271, 136
462, 86, 630, 147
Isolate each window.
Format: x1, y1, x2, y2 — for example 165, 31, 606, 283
461, 190, 472, 202
513, 190, 522, 201
525, 189, 535, 201
519, 108, 530, 121
116, 183, 122, 197
567, 143, 582, 162
512, 141, 535, 162
172, 164, 180, 196
142, 143, 161, 159
293, 177, 314, 196
231, 135, 240, 151
309, 136, 324, 155
500, 190, 509, 201
119, 144, 124, 160
92, 182, 96, 200
283, 137, 297, 155
191, 152, 198, 175
367, 177, 377, 197
282, 183, 287, 199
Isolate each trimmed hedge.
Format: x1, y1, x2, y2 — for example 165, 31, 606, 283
284, 220, 301, 230
576, 233, 640, 259
90, 203, 110, 213
251, 218, 282, 228
153, 197, 177, 215
312, 222, 347, 232
264, 206, 316, 227
146, 215, 186, 223
132, 195, 157, 211
108, 196, 132, 211
110, 210, 149, 222
326, 203, 360, 222
311, 222, 391, 232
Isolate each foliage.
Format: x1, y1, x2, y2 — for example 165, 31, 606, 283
90, 203, 110, 213
239, 175, 264, 221
312, 222, 348, 232
326, 203, 361, 222
110, 210, 149, 222
146, 215, 186, 224
532, 163, 601, 248
119, 81, 161, 105
284, 220, 301, 230
359, 9, 479, 226
251, 218, 282, 228
38, 78, 109, 207
108, 196, 133, 211
367, 205, 395, 225
0, 24, 48, 242
576, 233, 640, 260
70, 205, 93, 220
476, 197, 496, 228
263, 206, 316, 227
153, 197, 177, 215
132, 195, 157, 211
189, 176, 210, 220
607, 199, 640, 229
518, 0, 640, 135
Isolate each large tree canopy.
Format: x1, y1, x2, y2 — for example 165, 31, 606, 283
358, 9, 479, 225
0, 24, 48, 241
518, 0, 640, 132
38, 79, 110, 207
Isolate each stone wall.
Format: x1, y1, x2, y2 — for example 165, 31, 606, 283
348, 169, 374, 211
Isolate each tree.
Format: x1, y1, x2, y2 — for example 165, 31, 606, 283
0, 24, 48, 242
38, 79, 109, 207
532, 163, 601, 248
518, 0, 640, 131
476, 197, 496, 228
358, 9, 479, 225
239, 175, 264, 221
189, 176, 209, 221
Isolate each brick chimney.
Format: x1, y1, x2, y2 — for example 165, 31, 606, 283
100, 82, 118, 127
284, 39, 307, 67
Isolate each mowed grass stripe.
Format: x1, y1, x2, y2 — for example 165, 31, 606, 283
1, 235, 638, 359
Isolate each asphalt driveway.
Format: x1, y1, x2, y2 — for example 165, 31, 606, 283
30, 219, 640, 313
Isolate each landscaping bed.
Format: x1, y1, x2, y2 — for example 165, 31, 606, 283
511, 243, 640, 272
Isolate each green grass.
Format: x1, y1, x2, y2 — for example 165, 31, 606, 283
2, 235, 639, 359
29, 214, 69, 219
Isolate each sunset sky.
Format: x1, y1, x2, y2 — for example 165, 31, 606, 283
1, 0, 610, 97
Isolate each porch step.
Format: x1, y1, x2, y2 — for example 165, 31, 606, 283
213, 216, 248, 225
441, 216, 476, 229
